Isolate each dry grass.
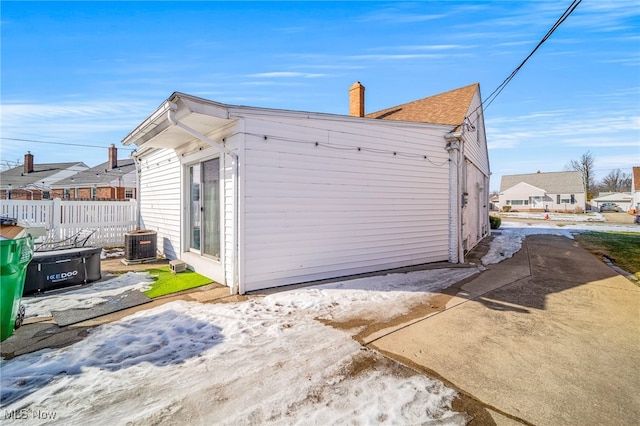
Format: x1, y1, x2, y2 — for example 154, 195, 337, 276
574, 231, 640, 281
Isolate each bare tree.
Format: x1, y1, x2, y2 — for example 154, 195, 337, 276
599, 169, 632, 193
567, 151, 595, 200
0, 159, 21, 172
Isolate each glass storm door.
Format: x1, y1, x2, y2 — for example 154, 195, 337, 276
530, 196, 542, 209
189, 158, 220, 258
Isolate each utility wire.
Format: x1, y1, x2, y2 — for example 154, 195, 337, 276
466, 0, 582, 123
1, 137, 135, 151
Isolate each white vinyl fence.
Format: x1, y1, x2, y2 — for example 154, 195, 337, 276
1, 199, 137, 247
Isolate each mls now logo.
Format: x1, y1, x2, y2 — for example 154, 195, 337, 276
47, 270, 79, 281
4, 409, 57, 420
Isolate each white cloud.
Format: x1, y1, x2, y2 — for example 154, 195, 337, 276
348, 53, 453, 61
395, 44, 474, 51
0, 101, 152, 166
358, 10, 446, 24
247, 71, 327, 78
486, 109, 640, 150
594, 154, 640, 171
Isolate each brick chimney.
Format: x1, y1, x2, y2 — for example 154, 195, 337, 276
349, 81, 365, 117
108, 144, 118, 170
24, 151, 34, 174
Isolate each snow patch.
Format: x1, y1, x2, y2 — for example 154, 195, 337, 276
21, 272, 154, 318
1, 268, 478, 424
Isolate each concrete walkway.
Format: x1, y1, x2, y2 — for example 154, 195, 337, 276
369, 235, 640, 425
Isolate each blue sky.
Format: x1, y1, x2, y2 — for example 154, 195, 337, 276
1, 1, 638, 191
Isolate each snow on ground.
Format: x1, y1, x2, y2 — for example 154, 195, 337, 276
3, 220, 637, 424
500, 212, 605, 222
481, 220, 640, 266
100, 248, 124, 259
21, 272, 154, 318
1, 268, 479, 425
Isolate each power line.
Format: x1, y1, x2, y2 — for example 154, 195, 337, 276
466, 0, 582, 123
0, 137, 135, 151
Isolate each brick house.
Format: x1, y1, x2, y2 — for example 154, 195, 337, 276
0, 152, 88, 200
51, 145, 137, 200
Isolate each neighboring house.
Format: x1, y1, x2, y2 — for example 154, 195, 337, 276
0, 152, 88, 200
490, 194, 500, 211
122, 82, 490, 294
632, 166, 640, 213
592, 192, 633, 212
499, 171, 586, 212
52, 145, 137, 200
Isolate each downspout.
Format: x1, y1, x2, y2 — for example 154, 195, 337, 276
131, 151, 142, 230
445, 132, 463, 263
166, 103, 242, 295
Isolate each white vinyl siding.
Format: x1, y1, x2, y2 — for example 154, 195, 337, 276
238, 114, 450, 292
138, 148, 181, 259
460, 89, 490, 252
461, 91, 490, 176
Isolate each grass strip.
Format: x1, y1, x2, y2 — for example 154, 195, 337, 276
574, 231, 640, 281
142, 266, 213, 298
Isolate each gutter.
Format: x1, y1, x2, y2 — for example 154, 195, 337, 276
130, 151, 143, 230
166, 102, 242, 295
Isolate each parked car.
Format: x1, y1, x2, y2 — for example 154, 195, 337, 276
635, 214, 640, 224
599, 202, 620, 212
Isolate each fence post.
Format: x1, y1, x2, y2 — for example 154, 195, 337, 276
52, 197, 62, 240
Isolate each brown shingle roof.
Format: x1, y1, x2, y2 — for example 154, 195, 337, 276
366, 83, 479, 127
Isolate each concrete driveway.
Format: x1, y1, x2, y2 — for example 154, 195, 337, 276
368, 234, 640, 425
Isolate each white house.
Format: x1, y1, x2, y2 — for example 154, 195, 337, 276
499, 171, 586, 213
122, 83, 490, 294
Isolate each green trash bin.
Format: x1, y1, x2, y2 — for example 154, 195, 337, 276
0, 235, 34, 342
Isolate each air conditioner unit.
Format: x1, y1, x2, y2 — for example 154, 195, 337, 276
124, 230, 157, 262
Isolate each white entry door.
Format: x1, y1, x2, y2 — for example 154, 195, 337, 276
530, 196, 543, 209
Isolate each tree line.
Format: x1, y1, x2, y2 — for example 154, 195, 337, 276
567, 151, 632, 201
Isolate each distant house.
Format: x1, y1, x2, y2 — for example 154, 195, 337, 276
499, 171, 586, 212
632, 166, 640, 213
52, 145, 137, 201
490, 194, 500, 211
122, 82, 490, 294
0, 152, 88, 200
592, 192, 633, 212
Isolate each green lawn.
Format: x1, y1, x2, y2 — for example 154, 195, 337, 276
574, 231, 640, 282
141, 266, 213, 298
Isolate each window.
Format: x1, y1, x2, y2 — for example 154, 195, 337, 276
64, 189, 70, 199
125, 188, 134, 199
91, 187, 97, 199
557, 195, 561, 204
42, 191, 50, 200
509, 200, 525, 206
561, 198, 571, 204
189, 158, 220, 259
